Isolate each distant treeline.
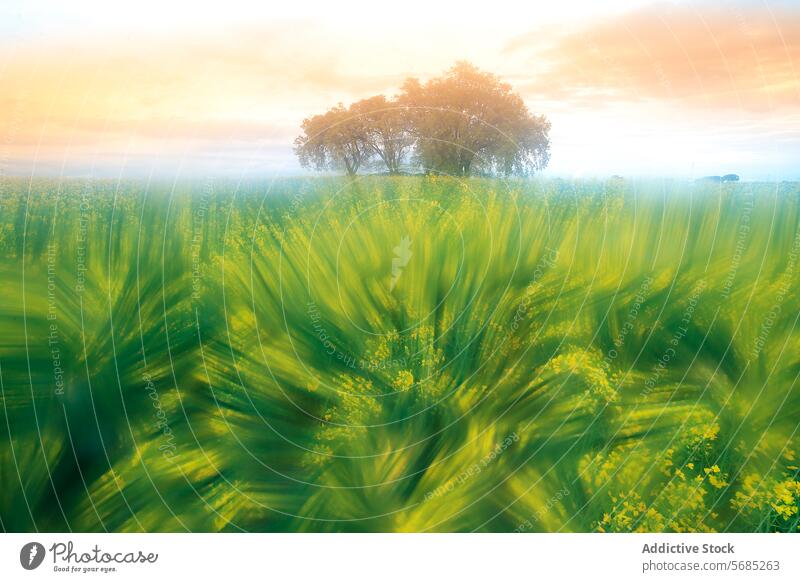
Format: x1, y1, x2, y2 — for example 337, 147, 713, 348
294, 62, 551, 177
698, 174, 741, 183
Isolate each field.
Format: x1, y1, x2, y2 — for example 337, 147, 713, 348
1, 176, 799, 532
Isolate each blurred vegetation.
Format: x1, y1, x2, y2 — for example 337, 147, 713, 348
1, 176, 799, 532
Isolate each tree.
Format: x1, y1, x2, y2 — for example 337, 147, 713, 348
293, 62, 551, 177
294, 104, 372, 176
399, 62, 550, 176
350, 95, 414, 175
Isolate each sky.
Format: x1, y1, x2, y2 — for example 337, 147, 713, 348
1, 0, 799, 180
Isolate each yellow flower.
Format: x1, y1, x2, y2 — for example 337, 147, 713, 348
708, 474, 728, 489
393, 370, 415, 391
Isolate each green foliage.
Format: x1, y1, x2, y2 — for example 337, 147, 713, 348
1, 176, 799, 532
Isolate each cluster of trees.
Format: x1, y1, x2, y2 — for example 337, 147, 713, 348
294, 62, 551, 177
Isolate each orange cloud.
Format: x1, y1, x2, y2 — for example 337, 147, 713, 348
0, 26, 400, 170
508, 3, 800, 112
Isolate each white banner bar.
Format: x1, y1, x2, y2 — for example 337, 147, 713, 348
1, 533, 798, 581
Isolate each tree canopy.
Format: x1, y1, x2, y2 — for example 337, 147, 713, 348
294, 62, 550, 177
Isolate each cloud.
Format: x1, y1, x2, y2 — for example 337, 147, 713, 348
507, 2, 800, 112
0, 25, 405, 175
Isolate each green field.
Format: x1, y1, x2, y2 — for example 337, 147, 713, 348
1, 176, 799, 532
